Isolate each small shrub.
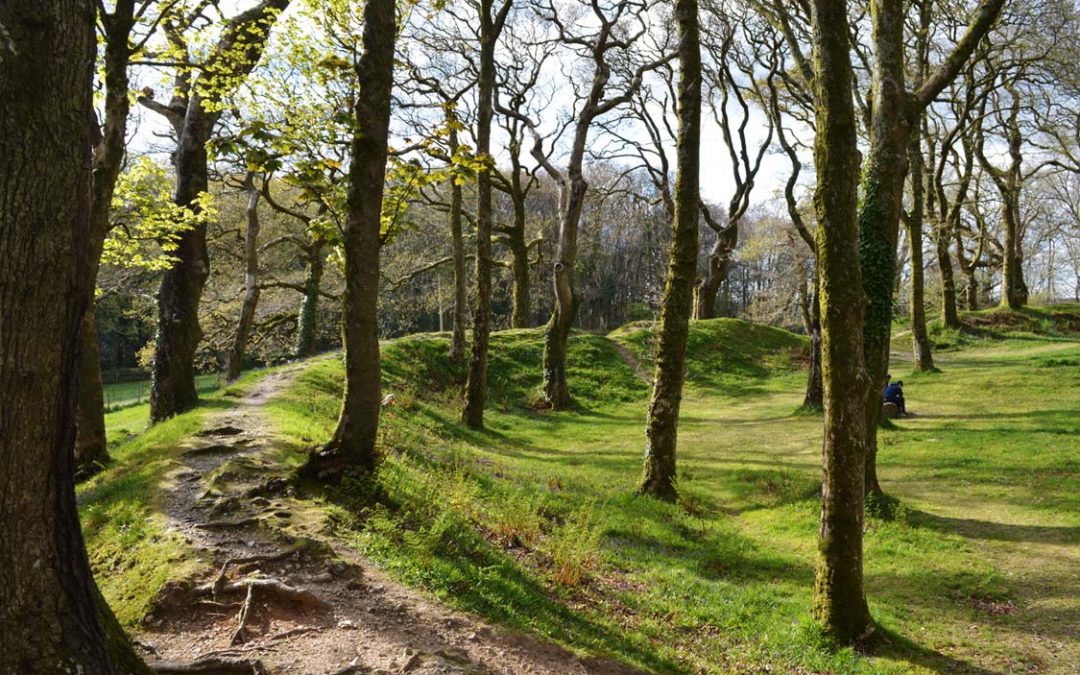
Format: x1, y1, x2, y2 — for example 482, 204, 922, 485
544, 509, 601, 587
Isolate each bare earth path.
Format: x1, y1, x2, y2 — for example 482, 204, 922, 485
138, 367, 640, 675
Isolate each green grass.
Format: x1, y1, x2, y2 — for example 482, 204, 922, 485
102, 373, 221, 411
96, 315, 1080, 673
84, 371, 271, 627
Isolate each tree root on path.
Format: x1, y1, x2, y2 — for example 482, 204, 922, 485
150, 656, 267, 674
212, 548, 301, 593
230, 584, 256, 645
195, 517, 261, 530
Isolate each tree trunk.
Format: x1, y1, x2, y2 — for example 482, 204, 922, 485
302, 0, 395, 482
808, 0, 873, 644
508, 191, 532, 329
295, 237, 325, 359
76, 309, 110, 477
640, 0, 701, 502
462, 0, 506, 429
0, 1, 148, 670
149, 0, 290, 422
151, 124, 213, 421
227, 174, 262, 382
75, 0, 138, 477
907, 129, 935, 371
694, 223, 736, 319
542, 179, 586, 410
1000, 197, 1028, 309
804, 270, 824, 410
936, 224, 961, 328
448, 129, 468, 364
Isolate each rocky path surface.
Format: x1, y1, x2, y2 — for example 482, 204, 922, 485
137, 367, 641, 675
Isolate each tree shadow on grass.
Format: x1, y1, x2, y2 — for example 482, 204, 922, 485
905, 507, 1080, 546
868, 625, 1001, 674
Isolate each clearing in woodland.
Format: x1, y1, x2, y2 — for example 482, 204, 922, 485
81, 308, 1080, 674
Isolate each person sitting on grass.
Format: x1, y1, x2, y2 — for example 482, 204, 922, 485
883, 375, 907, 417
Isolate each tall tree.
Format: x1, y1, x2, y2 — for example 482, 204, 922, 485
302, 0, 397, 481
858, 0, 1004, 499
0, 0, 148, 670
463, 0, 513, 429
807, 0, 873, 645
140, 0, 290, 422
499, 0, 669, 409
640, 0, 702, 500
226, 171, 263, 381
75, 0, 141, 476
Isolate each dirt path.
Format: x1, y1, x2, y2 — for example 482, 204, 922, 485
138, 367, 640, 675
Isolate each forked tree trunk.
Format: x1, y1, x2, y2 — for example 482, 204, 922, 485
302, 0, 395, 482
149, 0, 290, 422
807, 0, 873, 644
542, 179, 586, 410
295, 237, 325, 359
694, 223, 737, 319
640, 0, 701, 501
227, 174, 262, 382
0, 1, 148, 670
150, 121, 213, 422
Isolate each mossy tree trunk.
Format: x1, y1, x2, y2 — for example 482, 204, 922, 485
804, 271, 824, 410
303, 0, 395, 482
295, 236, 325, 359
144, 0, 290, 422
860, 0, 1005, 498
75, 0, 138, 477
807, 0, 873, 644
462, 0, 511, 429
640, 0, 701, 502
0, 1, 149, 670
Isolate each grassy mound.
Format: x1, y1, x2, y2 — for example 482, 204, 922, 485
383, 328, 649, 409
928, 304, 1080, 351
611, 318, 808, 392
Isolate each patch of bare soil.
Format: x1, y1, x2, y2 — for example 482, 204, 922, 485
138, 367, 641, 675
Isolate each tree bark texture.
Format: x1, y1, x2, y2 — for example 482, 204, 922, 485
640, 0, 701, 502
694, 221, 737, 319
75, 0, 138, 477
808, 0, 874, 644
448, 129, 468, 363
542, 178, 587, 409
804, 271, 824, 410
0, 1, 148, 670
295, 237, 325, 359
305, 0, 395, 481
463, 0, 510, 428
227, 174, 262, 381
150, 0, 290, 422
906, 128, 935, 371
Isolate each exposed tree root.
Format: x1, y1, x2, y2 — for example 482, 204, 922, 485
213, 549, 300, 594
230, 584, 256, 645
150, 656, 267, 674
195, 517, 261, 530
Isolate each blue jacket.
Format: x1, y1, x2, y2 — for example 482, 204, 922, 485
883, 383, 904, 404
